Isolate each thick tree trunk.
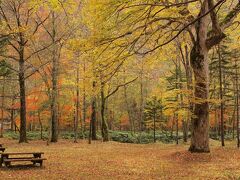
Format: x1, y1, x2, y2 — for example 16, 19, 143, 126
189, 0, 210, 152
189, 47, 210, 152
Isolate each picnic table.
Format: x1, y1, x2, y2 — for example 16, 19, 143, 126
0, 144, 5, 152
0, 152, 46, 167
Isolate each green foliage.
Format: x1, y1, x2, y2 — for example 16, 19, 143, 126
0, 60, 12, 76
4, 130, 177, 144
109, 130, 177, 144
144, 96, 165, 130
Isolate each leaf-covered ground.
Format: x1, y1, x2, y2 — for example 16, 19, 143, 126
0, 139, 240, 179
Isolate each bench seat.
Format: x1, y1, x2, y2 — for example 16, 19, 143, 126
3, 158, 46, 167
4, 158, 47, 162
1, 152, 46, 167
1, 152, 44, 155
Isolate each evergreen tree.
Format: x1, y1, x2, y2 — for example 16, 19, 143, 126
144, 96, 164, 143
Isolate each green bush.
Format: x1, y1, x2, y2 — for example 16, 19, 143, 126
3, 130, 183, 144
109, 131, 178, 144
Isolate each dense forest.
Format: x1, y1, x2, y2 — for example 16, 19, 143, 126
0, 0, 240, 155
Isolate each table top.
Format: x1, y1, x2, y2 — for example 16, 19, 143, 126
1, 152, 44, 155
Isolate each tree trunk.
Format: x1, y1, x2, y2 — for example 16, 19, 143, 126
153, 110, 156, 143
100, 84, 109, 141
74, 63, 80, 143
50, 11, 58, 143
183, 121, 188, 142
123, 85, 133, 132
189, 0, 210, 152
139, 62, 144, 131
91, 81, 97, 140
38, 111, 43, 140
184, 45, 192, 143
19, 48, 27, 143
235, 57, 240, 148
82, 59, 87, 133
0, 76, 5, 138
218, 46, 225, 146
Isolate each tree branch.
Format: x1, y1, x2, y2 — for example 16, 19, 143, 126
105, 77, 138, 100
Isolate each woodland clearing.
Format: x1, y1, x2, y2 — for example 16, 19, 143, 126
0, 139, 239, 180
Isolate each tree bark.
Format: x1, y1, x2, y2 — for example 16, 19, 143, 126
19, 47, 27, 143
100, 84, 109, 141
38, 111, 43, 140
153, 109, 156, 143
50, 11, 58, 143
74, 62, 80, 143
91, 81, 97, 140
0, 76, 5, 138
218, 46, 225, 146
123, 85, 133, 132
82, 59, 87, 133
139, 62, 144, 131
184, 45, 192, 142
189, 0, 210, 152
235, 57, 240, 148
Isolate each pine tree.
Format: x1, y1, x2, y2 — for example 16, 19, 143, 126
144, 96, 164, 143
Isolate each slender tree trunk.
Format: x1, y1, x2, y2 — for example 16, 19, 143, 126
0, 77, 5, 137
232, 105, 236, 140
0, 76, 5, 138
235, 58, 240, 148
123, 85, 133, 132
91, 81, 97, 140
218, 46, 225, 146
175, 61, 179, 145
153, 110, 156, 143
74, 63, 80, 143
100, 84, 109, 142
139, 62, 144, 131
82, 59, 86, 133
176, 114, 179, 145
19, 47, 27, 143
171, 119, 174, 138
50, 12, 58, 143
214, 108, 218, 135
184, 45, 192, 142
88, 111, 92, 144
11, 109, 14, 131
38, 111, 43, 140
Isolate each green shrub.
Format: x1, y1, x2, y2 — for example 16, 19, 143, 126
2, 130, 191, 144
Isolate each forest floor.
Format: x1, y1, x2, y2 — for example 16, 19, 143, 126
0, 138, 239, 180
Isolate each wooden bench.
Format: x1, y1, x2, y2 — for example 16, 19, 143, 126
0, 152, 46, 167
